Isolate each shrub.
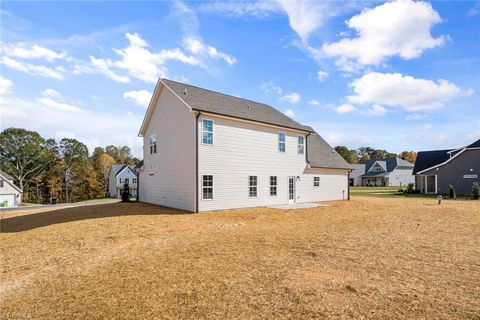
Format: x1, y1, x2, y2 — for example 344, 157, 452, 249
448, 184, 456, 200
121, 183, 130, 202
407, 183, 414, 193
472, 182, 480, 200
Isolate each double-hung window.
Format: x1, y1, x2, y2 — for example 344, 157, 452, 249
314, 177, 320, 187
133, 178, 137, 184
278, 132, 286, 152
202, 119, 213, 145
125, 178, 129, 184
149, 134, 157, 154
249, 176, 257, 197
270, 176, 277, 196
297, 136, 304, 154
202, 175, 213, 199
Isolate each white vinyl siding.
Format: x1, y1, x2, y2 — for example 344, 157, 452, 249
139, 85, 196, 211
198, 115, 349, 211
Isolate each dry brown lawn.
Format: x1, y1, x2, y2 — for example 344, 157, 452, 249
1, 197, 479, 319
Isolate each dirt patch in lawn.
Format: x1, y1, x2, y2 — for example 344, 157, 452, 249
1, 197, 479, 319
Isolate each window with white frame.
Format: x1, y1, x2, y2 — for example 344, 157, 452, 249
149, 134, 157, 154
202, 119, 213, 145
314, 177, 320, 187
270, 176, 277, 196
202, 175, 213, 199
133, 178, 137, 184
297, 136, 304, 154
278, 132, 286, 152
249, 176, 257, 197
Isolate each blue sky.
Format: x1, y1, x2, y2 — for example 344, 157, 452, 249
1, 0, 479, 157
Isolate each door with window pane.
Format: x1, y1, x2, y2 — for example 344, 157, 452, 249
288, 177, 296, 204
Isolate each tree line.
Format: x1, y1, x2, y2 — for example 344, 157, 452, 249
0, 128, 140, 204
334, 146, 417, 164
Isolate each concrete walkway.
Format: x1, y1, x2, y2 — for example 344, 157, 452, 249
268, 203, 328, 210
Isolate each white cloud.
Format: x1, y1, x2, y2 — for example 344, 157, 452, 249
183, 37, 236, 65
260, 81, 283, 95
42, 88, 61, 98
322, 0, 446, 71
284, 109, 295, 118
199, 1, 281, 18
420, 123, 433, 130
89, 56, 130, 83
308, 99, 320, 106
406, 113, 427, 120
0, 76, 13, 95
1, 42, 66, 61
0, 93, 143, 156
1, 56, 64, 79
276, 0, 333, 42
334, 103, 357, 114
364, 104, 387, 116
123, 90, 152, 108
280, 92, 301, 104
38, 97, 82, 113
317, 70, 329, 81
347, 72, 463, 111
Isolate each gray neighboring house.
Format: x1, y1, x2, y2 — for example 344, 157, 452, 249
413, 138, 480, 194
108, 164, 138, 198
357, 158, 414, 187
349, 164, 366, 186
0, 170, 22, 207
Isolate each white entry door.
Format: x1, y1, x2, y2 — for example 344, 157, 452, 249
288, 177, 296, 204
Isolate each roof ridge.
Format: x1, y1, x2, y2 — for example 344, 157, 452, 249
162, 78, 309, 131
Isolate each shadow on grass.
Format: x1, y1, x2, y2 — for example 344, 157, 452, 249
0, 202, 189, 233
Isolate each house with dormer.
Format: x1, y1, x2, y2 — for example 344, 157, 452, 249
359, 158, 414, 187
137, 79, 352, 212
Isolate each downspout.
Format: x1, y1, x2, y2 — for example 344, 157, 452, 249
136, 170, 139, 202
305, 132, 311, 165
347, 172, 350, 200
195, 112, 201, 212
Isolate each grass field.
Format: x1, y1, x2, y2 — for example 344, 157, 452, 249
1, 197, 479, 319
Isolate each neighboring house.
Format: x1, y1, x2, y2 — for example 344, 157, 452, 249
137, 79, 352, 212
0, 170, 22, 207
357, 158, 414, 187
413, 139, 480, 194
108, 164, 138, 198
349, 164, 366, 186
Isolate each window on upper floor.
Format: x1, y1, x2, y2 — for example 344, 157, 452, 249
0, 179, 3, 188
202, 175, 213, 200
149, 134, 157, 154
314, 177, 320, 187
372, 165, 383, 172
133, 178, 137, 184
249, 176, 257, 197
270, 176, 277, 196
298, 136, 304, 154
125, 178, 129, 184
278, 132, 286, 152
202, 119, 213, 145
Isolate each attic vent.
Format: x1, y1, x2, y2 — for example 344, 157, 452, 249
247, 105, 252, 109
183, 88, 187, 95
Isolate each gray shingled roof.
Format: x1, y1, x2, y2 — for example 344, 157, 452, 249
162, 79, 351, 170
350, 164, 366, 178
413, 150, 452, 174
363, 158, 413, 172
163, 79, 310, 132
0, 169, 14, 181
306, 132, 352, 170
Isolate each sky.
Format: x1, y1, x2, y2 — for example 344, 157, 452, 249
1, 0, 479, 157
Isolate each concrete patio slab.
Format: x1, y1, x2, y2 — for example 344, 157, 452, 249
268, 203, 328, 210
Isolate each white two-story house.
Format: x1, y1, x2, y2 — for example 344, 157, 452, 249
137, 79, 352, 212
108, 164, 138, 198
